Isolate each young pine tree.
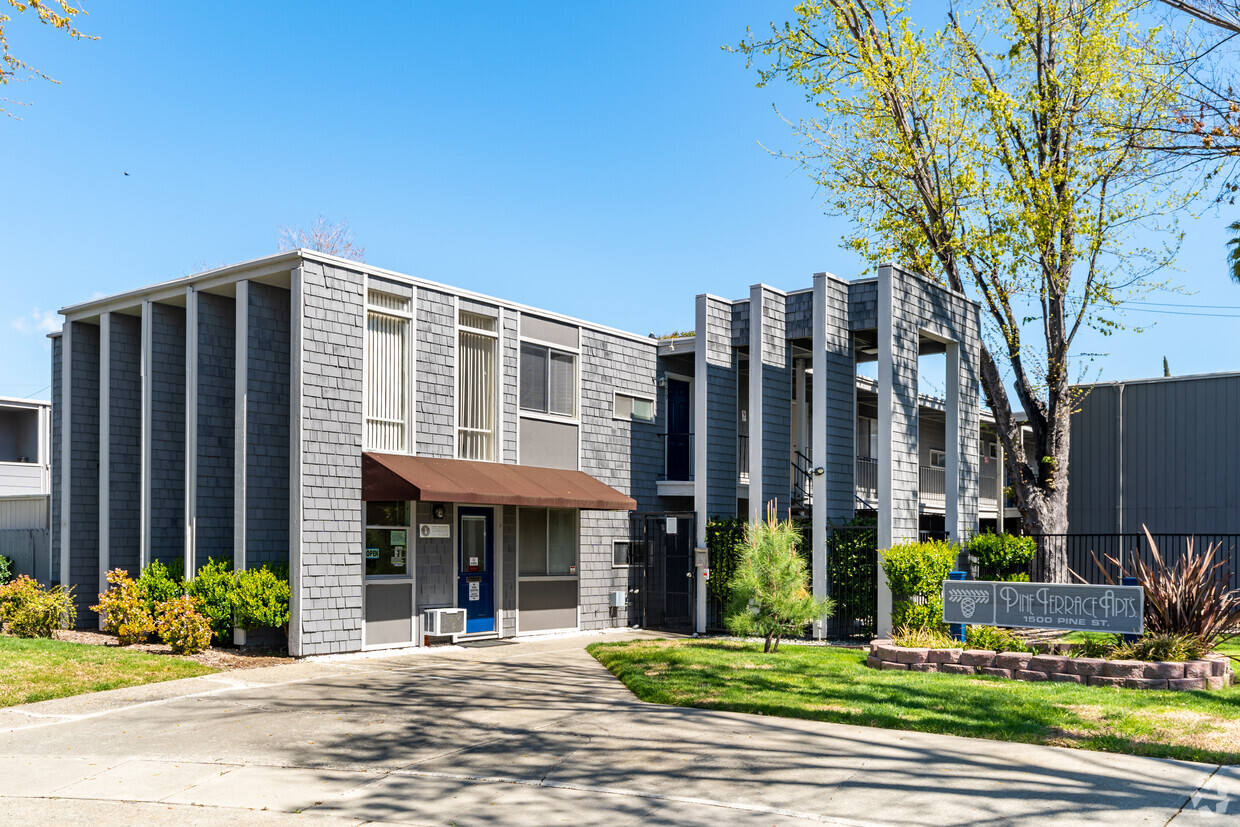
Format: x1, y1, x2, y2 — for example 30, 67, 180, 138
725, 505, 833, 653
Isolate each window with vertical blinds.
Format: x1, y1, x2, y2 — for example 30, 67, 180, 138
366, 291, 411, 452
458, 310, 497, 460
520, 343, 576, 418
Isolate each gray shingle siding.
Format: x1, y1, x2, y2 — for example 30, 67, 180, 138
296, 261, 365, 655
501, 504, 516, 636
109, 314, 142, 574
149, 303, 185, 567
415, 501, 453, 610
69, 321, 100, 623
247, 282, 290, 568
578, 328, 660, 629
195, 292, 235, 569
502, 310, 518, 463
416, 287, 455, 458
819, 278, 856, 519
704, 296, 737, 518
849, 281, 879, 330
759, 288, 791, 518
50, 335, 61, 583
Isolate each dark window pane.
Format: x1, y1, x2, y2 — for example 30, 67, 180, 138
613, 541, 630, 567
518, 507, 547, 576
520, 343, 548, 412
366, 501, 409, 527
365, 528, 409, 577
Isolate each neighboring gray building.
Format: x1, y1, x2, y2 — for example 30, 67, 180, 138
0, 396, 51, 581
52, 252, 982, 651
1068, 372, 1240, 536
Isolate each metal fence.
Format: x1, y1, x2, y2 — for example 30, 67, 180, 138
1034, 533, 1240, 590
0, 528, 49, 581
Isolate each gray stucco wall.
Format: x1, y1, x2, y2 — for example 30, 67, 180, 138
295, 261, 366, 655
246, 282, 290, 568
196, 292, 235, 569
1069, 375, 1240, 535
69, 321, 100, 623
149, 303, 186, 567
109, 314, 142, 574
416, 287, 455, 459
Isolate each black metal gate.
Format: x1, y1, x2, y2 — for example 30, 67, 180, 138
629, 512, 697, 633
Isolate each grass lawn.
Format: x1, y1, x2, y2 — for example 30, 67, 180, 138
588, 639, 1240, 765
0, 636, 218, 708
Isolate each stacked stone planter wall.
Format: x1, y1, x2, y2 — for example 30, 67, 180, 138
867, 639, 1234, 690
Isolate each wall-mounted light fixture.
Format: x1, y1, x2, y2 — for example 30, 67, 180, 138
813, 467, 825, 477
657, 376, 668, 388
433, 504, 446, 520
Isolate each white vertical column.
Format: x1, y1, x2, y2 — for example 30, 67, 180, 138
811, 274, 828, 638
59, 322, 72, 589
234, 281, 248, 574
876, 266, 895, 636
693, 296, 708, 635
140, 301, 153, 568
233, 282, 249, 645
98, 312, 111, 620
288, 266, 304, 657
748, 285, 764, 522
185, 288, 198, 580
945, 341, 961, 544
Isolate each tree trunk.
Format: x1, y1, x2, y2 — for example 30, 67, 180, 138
764, 634, 773, 653
1024, 484, 1071, 583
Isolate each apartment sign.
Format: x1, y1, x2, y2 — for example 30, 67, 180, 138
942, 581, 1144, 634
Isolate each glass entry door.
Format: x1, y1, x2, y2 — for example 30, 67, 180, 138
457, 507, 495, 634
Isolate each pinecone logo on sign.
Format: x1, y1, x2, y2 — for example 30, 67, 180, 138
947, 588, 990, 619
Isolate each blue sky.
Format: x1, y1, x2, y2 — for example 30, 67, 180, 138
3, 1, 1239, 403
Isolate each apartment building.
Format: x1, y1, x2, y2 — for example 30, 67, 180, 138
0, 397, 51, 580
52, 252, 982, 651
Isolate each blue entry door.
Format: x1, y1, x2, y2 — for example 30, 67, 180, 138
457, 507, 495, 634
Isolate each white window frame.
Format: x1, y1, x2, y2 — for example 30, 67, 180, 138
929, 449, 947, 469
456, 307, 501, 462
613, 391, 656, 422
363, 500, 414, 581
612, 539, 631, 568
364, 288, 414, 453
519, 340, 578, 420
516, 507, 579, 580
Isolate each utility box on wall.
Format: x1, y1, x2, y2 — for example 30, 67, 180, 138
609, 590, 627, 609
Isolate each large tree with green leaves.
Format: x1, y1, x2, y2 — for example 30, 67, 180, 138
737, 1, 1197, 580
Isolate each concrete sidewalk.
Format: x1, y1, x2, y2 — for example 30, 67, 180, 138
1, 629, 1235, 825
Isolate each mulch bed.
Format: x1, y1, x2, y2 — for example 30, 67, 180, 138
53, 629, 295, 670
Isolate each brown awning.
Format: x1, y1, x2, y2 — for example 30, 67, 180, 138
362, 452, 637, 511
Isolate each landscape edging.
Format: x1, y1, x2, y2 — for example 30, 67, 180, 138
866, 639, 1234, 690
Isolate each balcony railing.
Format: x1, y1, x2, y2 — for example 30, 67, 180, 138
920, 465, 945, 500
662, 433, 693, 481
856, 456, 877, 493
737, 434, 749, 482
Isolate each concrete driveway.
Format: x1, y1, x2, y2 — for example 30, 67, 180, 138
0, 630, 1236, 826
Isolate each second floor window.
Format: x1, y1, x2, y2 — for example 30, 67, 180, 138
458, 310, 498, 460
520, 342, 575, 417
366, 290, 412, 452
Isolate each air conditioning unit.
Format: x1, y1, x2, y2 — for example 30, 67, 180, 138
424, 608, 467, 637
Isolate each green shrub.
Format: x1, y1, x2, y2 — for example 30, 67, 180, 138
186, 558, 235, 640
968, 532, 1036, 578
965, 625, 1031, 653
93, 568, 156, 645
891, 625, 955, 648
155, 595, 212, 654
881, 539, 958, 631
1113, 632, 1209, 663
0, 555, 13, 585
137, 560, 184, 614
1072, 633, 1120, 659
233, 565, 291, 633
0, 575, 76, 638
724, 509, 833, 653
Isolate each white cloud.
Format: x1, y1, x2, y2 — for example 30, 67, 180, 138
12, 308, 61, 335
